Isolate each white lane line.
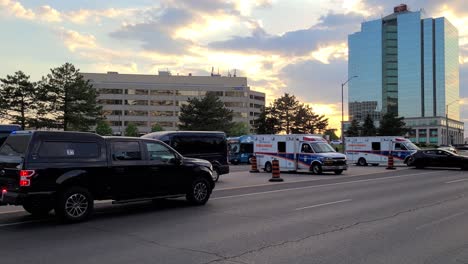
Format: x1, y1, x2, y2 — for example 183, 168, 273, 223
445, 178, 468, 184
294, 199, 352, 211
416, 211, 467, 230
215, 169, 410, 191
0, 209, 24, 215
212, 171, 444, 200
0, 219, 47, 227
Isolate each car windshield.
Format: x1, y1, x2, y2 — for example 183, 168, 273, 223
229, 143, 240, 153
0, 134, 31, 157
403, 142, 420, 150
311, 142, 336, 153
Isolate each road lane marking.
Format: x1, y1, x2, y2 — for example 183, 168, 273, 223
294, 199, 352, 211
445, 178, 468, 184
416, 211, 467, 230
216, 168, 411, 191
0, 219, 47, 227
212, 171, 445, 200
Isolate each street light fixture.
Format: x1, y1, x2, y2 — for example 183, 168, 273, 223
446, 99, 459, 145
341, 75, 358, 152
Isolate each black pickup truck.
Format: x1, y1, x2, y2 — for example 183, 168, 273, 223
0, 131, 214, 222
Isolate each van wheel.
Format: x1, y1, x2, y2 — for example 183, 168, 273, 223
22, 200, 53, 216
187, 177, 211, 205
311, 163, 322, 175
358, 158, 367, 166
55, 186, 94, 223
265, 162, 272, 173
212, 169, 220, 182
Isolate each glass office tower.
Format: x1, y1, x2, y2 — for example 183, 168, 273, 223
347, 4, 463, 145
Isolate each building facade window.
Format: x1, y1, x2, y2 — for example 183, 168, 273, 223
150, 90, 173, 96
125, 89, 148, 95
99, 99, 122, 105
150, 111, 173, 117
99, 88, 123, 94
150, 100, 174, 106
125, 100, 147, 105
124, 121, 147, 126
102, 110, 122, 116
125, 110, 148, 116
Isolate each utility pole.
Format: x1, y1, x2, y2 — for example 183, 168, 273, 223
341, 76, 358, 152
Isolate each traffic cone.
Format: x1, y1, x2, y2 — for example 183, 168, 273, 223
269, 159, 284, 182
386, 153, 396, 170
250, 156, 259, 173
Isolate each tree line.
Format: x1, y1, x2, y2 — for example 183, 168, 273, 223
346, 113, 409, 137
1, 63, 334, 137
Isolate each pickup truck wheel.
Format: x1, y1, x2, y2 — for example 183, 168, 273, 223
22, 200, 53, 216
212, 169, 220, 182
55, 186, 94, 223
187, 177, 211, 205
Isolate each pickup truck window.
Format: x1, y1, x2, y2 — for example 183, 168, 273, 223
0, 134, 31, 157
145, 142, 175, 163
112, 141, 141, 161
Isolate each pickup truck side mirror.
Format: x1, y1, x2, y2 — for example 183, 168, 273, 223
170, 156, 182, 165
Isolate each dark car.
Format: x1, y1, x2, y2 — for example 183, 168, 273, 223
407, 149, 468, 170
142, 131, 229, 182
0, 131, 214, 222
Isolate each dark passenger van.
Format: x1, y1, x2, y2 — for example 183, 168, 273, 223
142, 131, 229, 182
0, 124, 21, 146
0, 131, 214, 222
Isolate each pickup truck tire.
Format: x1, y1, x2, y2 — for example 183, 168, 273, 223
22, 200, 53, 216
55, 186, 94, 223
186, 177, 211, 205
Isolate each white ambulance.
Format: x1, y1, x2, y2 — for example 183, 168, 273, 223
253, 134, 348, 175
345, 136, 420, 166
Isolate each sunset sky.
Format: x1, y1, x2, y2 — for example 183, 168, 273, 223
1, 0, 467, 135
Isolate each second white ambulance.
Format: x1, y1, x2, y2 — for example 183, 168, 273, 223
254, 134, 348, 175
345, 136, 419, 166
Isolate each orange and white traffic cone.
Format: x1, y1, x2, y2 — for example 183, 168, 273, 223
386, 153, 396, 170
269, 159, 284, 182
250, 156, 259, 173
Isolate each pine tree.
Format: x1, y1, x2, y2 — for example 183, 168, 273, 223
178, 92, 234, 132
151, 123, 164, 132
346, 119, 361, 137
254, 106, 280, 134
379, 113, 409, 136
39, 63, 102, 131
274, 93, 299, 134
95, 120, 113, 136
0, 71, 39, 129
361, 114, 377, 136
125, 122, 139, 137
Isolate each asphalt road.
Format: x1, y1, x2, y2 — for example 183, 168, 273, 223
1, 167, 468, 264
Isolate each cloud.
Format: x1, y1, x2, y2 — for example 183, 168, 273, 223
208, 11, 364, 57
55, 28, 97, 52
0, 0, 35, 20
37, 5, 62, 22
66, 8, 138, 24
279, 59, 347, 105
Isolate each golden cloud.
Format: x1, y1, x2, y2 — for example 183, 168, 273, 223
55, 28, 97, 52
0, 0, 35, 20
37, 5, 62, 22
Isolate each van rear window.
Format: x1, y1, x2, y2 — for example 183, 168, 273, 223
38, 141, 100, 158
0, 134, 32, 156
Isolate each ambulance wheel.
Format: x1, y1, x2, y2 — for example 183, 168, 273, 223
357, 158, 368, 166
311, 163, 322, 175
265, 162, 272, 173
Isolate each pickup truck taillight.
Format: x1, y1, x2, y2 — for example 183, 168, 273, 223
19, 170, 35, 187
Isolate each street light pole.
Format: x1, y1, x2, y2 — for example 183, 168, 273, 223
446, 99, 459, 145
341, 76, 358, 152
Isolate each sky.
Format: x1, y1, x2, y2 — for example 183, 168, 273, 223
0, 0, 467, 136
